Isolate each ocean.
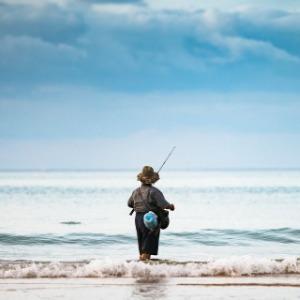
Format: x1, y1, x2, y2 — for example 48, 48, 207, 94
0, 170, 300, 279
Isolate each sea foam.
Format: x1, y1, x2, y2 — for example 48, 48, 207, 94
1, 257, 299, 279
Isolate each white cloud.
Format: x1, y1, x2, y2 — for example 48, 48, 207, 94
210, 34, 300, 63
88, 5, 300, 65
0, 0, 70, 7
145, 0, 300, 13
91, 3, 140, 15
0, 0, 299, 90
0, 35, 85, 70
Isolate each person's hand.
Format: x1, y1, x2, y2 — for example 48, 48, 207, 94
169, 204, 175, 211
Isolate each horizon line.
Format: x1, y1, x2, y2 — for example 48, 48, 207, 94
1, 167, 300, 172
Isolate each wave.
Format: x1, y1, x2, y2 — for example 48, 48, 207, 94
0, 233, 135, 246
0, 257, 299, 278
1, 228, 299, 246
60, 221, 82, 225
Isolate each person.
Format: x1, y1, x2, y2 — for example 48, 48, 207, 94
128, 166, 175, 261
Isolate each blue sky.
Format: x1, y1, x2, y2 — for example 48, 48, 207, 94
0, 0, 300, 169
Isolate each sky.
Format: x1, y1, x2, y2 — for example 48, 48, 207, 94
0, 0, 300, 170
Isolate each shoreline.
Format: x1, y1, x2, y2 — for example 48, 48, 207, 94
2, 275, 300, 286
1, 277, 300, 300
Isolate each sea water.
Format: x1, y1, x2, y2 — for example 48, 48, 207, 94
0, 170, 300, 278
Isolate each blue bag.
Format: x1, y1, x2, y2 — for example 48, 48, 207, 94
143, 211, 158, 231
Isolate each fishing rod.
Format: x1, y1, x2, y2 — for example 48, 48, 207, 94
129, 146, 176, 215
157, 146, 176, 174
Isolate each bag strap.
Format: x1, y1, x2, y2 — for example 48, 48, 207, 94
129, 187, 152, 215
138, 187, 152, 211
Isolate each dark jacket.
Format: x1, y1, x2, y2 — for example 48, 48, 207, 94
128, 184, 170, 213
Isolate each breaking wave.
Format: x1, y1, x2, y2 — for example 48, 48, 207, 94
1, 257, 299, 279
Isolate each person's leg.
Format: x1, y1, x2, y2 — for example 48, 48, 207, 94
135, 214, 144, 259
143, 229, 160, 257
136, 213, 160, 260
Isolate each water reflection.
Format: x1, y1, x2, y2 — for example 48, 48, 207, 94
131, 279, 167, 299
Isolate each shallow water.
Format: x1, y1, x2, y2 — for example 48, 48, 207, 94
1, 279, 300, 300
0, 170, 300, 278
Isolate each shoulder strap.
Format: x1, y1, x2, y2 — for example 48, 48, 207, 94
138, 187, 152, 211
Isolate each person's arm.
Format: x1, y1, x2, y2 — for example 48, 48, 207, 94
166, 203, 175, 211
128, 192, 134, 208
151, 189, 175, 210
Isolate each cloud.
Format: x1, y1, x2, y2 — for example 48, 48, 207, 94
145, 0, 300, 13
0, 2, 86, 44
0, 0, 299, 91
91, 3, 140, 15
0, 35, 85, 84
209, 34, 300, 63
0, 0, 299, 169
84, 0, 143, 3
0, 0, 69, 7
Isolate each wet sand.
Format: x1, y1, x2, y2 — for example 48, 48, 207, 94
1, 277, 300, 300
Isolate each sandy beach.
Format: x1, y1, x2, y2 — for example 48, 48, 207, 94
1, 277, 300, 300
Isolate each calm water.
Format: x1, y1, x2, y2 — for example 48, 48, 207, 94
0, 170, 300, 278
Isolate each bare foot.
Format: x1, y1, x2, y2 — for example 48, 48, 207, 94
140, 253, 151, 261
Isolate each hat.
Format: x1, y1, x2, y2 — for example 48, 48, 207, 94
137, 166, 160, 184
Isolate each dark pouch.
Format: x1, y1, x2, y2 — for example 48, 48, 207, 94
155, 209, 170, 230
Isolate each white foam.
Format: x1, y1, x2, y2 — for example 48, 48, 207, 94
1, 257, 299, 279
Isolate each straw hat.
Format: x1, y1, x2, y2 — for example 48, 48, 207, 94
137, 166, 160, 184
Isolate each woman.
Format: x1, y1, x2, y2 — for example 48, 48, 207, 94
128, 166, 175, 261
